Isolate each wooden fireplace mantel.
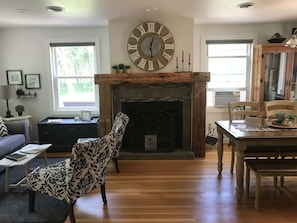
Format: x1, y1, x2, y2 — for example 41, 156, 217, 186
95, 72, 210, 157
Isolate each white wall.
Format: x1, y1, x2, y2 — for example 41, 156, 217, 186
0, 27, 109, 142
109, 17, 194, 73
0, 20, 296, 142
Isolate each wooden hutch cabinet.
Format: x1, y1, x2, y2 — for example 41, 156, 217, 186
252, 43, 297, 111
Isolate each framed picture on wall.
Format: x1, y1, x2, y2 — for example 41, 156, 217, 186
25, 74, 41, 89
6, 70, 23, 85
81, 110, 91, 121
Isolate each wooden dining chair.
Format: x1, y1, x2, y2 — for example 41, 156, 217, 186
264, 100, 297, 120
228, 101, 280, 173
265, 100, 297, 158
264, 100, 297, 185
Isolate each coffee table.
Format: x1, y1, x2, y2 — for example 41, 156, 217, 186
0, 143, 52, 192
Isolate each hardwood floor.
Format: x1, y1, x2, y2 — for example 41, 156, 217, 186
61, 145, 297, 223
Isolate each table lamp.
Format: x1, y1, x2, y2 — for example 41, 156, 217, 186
0, 85, 16, 118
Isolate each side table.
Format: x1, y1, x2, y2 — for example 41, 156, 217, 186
0, 143, 51, 192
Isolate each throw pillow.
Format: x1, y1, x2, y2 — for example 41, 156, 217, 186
0, 117, 8, 137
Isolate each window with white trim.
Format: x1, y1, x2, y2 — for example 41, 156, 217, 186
49, 42, 97, 111
206, 40, 253, 107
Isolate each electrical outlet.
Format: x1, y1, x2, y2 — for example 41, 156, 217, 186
207, 122, 216, 137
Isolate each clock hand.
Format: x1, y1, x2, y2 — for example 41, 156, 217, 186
150, 37, 154, 58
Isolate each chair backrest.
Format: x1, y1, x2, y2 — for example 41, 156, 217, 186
111, 112, 129, 157
228, 101, 260, 121
264, 100, 297, 120
67, 133, 115, 202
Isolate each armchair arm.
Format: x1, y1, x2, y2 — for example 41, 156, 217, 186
5, 120, 31, 144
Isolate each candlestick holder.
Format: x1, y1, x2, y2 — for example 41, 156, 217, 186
182, 60, 184, 72
188, 62, 191, 72
176, 66, 179, 73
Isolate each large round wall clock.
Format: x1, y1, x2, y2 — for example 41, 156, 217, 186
127, 21, 175, 71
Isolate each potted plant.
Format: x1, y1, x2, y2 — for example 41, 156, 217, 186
275, 112, 286, 124
16, 88, 25, 97
15, 104, 25, 116
112, 65, 119, 73
287, 113, 296, 124
118, 63, 124, 73
124, 65, 131, 73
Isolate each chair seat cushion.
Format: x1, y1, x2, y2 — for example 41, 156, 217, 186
27, 159, 69, 202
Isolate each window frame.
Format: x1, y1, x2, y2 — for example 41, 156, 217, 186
48, 40, 100, 114
200, 35, 256, 108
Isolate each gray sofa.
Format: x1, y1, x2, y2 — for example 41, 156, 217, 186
0, 120, 30, 161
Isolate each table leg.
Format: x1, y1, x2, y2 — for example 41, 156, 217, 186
43, 152, 48, 166
235, 145, 245, 204
5, 167, 9, 192
24, 162, 30, 175
217, 128, 223, 176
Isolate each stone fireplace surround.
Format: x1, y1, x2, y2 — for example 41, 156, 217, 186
114, 84, 190, 153
95, 72, 210, 159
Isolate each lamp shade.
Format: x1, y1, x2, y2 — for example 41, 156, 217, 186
285, 29, 297, 48
0, 85, 16, 99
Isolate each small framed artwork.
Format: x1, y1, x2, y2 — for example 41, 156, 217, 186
81, 110, 91, 121
6, 70, 23, 85
25, 74, 41, 89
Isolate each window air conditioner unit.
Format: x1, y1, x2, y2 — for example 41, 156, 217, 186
214, 91, 240, 107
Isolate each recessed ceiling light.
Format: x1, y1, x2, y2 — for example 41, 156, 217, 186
46, 6, 64, 12
237, 2, 255, 9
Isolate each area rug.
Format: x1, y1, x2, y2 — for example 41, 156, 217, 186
0, 157, 68, 223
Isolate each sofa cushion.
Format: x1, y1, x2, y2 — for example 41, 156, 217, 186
0, 134, 25, 159
0, 118, 8, 137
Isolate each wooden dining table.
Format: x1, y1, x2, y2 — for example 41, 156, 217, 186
215, 120, 297, 204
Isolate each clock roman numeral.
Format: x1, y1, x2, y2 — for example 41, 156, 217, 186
164, 43, 174, 50
136, 24, 147, 36
156, 25, 164, 35
157, 59, 164, 69
129, 32, 140, 42
138, 58, 147, 69
128, 44, 137, 51
162, 32, 173, 42
148, 61, 154, 70
130, 51, 140, 62
162, 51, 172, 61
147, 22, 155, 33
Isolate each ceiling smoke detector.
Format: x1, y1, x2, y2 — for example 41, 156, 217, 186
46, 6, 64, 12
237, 2, 255, 9
17, 9, 29, 14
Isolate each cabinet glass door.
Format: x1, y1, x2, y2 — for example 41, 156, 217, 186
264, 52, 287, 101
292, 52, 297, 100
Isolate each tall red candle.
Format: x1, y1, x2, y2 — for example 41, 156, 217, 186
182, 51, 184, 61
188, 53, 190, 64
176, 56, 178, 67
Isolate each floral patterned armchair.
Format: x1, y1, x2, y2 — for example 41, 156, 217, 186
27, 133, 115, 223
110, 112, 129, 173
77, 112, 129, 173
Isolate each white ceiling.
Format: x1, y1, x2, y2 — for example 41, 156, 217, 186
0, 0, 297, 27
